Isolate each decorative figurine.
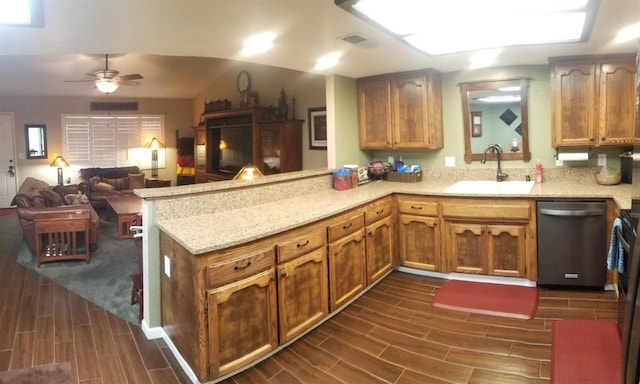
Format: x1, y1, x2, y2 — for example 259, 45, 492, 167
277, 88, 289, 119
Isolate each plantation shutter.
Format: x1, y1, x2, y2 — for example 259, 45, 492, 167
62, 115, 164, 168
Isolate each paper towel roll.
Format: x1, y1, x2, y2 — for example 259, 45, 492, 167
557, 152, 589, 161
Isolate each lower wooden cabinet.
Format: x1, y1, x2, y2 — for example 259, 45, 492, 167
442, 198, 534, 279
207, 268, 278, 377
365, 215, 394, 284
396, 195, 442, 271
445, 222, 526, 277
276, 247, 328, 343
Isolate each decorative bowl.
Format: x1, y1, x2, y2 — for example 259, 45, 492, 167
594, 169, 621, 185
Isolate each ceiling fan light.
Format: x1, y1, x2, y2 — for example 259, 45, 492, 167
95, 78, 119, 94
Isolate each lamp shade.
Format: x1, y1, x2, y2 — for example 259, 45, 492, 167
50, 154, 70, 167
233, 164, 264, 180
95, 78, 119, 94
143, 137, 166, 149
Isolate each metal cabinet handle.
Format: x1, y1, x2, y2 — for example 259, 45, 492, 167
411, 205, 423, 210
233, 261, 252, 270
343, 223, 353, 230
297, 240, 309, 248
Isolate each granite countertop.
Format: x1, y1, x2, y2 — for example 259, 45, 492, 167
156, 179, 631, 256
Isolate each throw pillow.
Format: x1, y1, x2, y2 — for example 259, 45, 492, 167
64, 193, 89, 205
17, 177, 51, 197
40, 189, 65, 207
94, 182, 114, 191
31, 195, 47, 207
103, 177, 130, 191
128, 172, 145, 189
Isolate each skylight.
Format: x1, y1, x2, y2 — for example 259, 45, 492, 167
0, 0, 44, 27
336, 0, 598, 55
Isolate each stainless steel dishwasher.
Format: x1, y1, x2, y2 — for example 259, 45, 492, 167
537, 200, 607, 287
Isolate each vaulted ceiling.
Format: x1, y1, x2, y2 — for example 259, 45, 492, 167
0, 0, 637, 99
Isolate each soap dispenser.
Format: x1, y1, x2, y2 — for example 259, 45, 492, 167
535, 160, 543, 183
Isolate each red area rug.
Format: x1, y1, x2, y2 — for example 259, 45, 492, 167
551, 319, 621, 384
432, 280, 539, 319
0, 208, 16, 216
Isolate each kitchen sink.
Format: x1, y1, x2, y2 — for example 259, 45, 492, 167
444, 180, 535, 195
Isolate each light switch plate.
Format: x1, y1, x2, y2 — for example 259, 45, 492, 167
164, 255, 171, 277
445, 156, 455, 167
598, 154, 606, 167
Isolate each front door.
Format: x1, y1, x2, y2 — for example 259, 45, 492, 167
0, 114, 18, 208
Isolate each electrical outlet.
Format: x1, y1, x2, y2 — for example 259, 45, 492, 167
556, 159, 563, 166
164, 255, 171, 277
445, 156, 455, 167
598, 154, 606, 167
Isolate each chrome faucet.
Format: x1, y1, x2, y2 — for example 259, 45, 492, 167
481, 144, 509, 182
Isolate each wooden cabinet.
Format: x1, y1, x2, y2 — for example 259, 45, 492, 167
364, 197, 394, 284
396, 195, 441, 271
194, 108, 302, 182
258, 119, 303, 175
441, 198, 535, 279
327, 211, 366, 311
205, 247, 278, 378
358, 69, 443, 150
275, 225, 328, 343
551, 55, 637, 147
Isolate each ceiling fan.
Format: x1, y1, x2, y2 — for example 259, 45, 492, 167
65, 54, 143, 94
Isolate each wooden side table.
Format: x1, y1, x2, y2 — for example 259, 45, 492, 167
145, 178, 171, 188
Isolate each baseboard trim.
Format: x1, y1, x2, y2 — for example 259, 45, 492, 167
394, 266, 537, 287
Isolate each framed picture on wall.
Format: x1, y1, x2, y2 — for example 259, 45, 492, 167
471, 111, 482, 137
308, 107, 327, 150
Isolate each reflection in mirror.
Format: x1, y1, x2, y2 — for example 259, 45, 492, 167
460, 78, 530, 163
25, 124, 48, 159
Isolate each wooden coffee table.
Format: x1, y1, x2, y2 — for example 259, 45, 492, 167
105, 195, 142, 240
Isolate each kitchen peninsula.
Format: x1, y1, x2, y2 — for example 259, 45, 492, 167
137, 168, 630, 383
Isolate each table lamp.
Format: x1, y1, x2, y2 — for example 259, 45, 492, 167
142, 137, 166, 178
50, 154, 70, 185
233, 164, 264, 180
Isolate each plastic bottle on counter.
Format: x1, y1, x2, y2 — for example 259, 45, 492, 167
535, 160, 543, 183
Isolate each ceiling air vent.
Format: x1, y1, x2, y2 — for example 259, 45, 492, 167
339, 33, 380, 49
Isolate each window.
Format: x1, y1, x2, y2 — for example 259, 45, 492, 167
62, 115, 164, 168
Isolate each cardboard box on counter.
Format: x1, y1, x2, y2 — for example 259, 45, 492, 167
387, 170, 423, 183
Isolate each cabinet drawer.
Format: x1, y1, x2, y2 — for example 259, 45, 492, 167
327, 213, 365, 243
207, 248, 275, 288
397, 199, 439, 216
442, 202, 531, 220
365, 197, 393, 225
277, 227, 326, 264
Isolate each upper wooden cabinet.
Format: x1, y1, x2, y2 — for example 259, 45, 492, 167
358, 69, 443, 150
551, 55, 637, 148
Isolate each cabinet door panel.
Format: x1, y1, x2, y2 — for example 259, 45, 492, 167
398, 214, 441, 271
447, 222, 485, 274
328, 230, 366, 311
392, 75, 431, 148
552, 63, 597, 147
487, 225, 526, 277
358, 78, 392, 149
366, 215, 394, 284
208, 269, 278, 377
598, 61, 636, 145
277, 248, 328, 343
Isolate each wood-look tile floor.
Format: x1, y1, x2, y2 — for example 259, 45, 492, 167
0, 211, 619, 383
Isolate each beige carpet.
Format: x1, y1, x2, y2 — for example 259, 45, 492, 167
0, 362, 72, 383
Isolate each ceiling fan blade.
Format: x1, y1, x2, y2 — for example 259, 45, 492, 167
64, 79, 96, 83
119, 80, 141, 86
118, 74, 143, 81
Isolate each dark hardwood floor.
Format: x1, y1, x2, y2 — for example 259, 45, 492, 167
0, 210, 619, 383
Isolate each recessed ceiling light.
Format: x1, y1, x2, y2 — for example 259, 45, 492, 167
241, 32, 275, 57
336, 0, 598, 56
315, 52, 342, 71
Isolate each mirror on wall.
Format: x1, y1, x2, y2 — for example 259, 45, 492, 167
25, 124, 47, 159
460, 78, 531, 163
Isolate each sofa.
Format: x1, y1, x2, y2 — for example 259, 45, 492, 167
12, 177, 100, 255
78, 166, 146, 210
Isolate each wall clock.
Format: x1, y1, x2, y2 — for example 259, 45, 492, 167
236, 71, 251, 94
